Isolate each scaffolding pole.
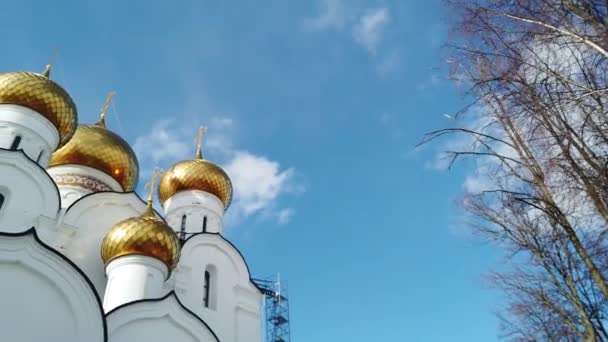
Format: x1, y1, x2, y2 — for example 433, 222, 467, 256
253, 275, 291, 342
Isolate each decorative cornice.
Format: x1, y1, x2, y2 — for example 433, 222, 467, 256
53, 173, 112, 192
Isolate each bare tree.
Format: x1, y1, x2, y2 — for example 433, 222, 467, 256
423, 0, 608, 338
465, 187, 608, 341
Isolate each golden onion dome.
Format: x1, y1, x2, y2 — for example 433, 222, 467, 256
0, 66, 78, 147
158, 127, 232, 210
101, 172, 180, 270
48, 93, 139, 191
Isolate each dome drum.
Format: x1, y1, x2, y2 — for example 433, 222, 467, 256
0, 104, 60, 165
163, 189, 225, 218
163, 190, 225, 235
102, 253, 169, 313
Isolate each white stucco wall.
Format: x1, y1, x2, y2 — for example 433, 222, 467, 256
0, 149, 60, 234
107, 292, 219, 342
175, 233, 262, 342
0, 230, 105, 342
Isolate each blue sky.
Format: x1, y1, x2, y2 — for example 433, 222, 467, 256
0, 0, 503, 340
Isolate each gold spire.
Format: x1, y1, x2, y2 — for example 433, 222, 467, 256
195, 126, 207, 159
142, 168, 160, 217
96, 91, 115, 127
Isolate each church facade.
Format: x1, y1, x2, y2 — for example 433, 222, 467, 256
0, 66, 263, 342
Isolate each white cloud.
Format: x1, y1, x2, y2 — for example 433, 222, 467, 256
353, 7, 390, 54
134, 118, 302, 226
303, 0, 347, 31
224, 151, 299, 218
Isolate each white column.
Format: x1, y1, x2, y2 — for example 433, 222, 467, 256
0, 104, 59, 166
47, 165, 123, 208
163, 190, 225, 236
103, 255, 168, 313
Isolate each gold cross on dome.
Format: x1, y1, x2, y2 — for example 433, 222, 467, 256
144, 168, 162, 204
42, 49, 60, 78
195, 126, 207, 159
97, 91, 116, 127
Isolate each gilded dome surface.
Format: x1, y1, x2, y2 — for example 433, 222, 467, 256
48, 123, 139, 191
158, 158, 233, 209
101, 213, 180, 270
0, 71, 77, 146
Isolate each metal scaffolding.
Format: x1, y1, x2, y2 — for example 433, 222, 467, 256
253, 275, 291, 342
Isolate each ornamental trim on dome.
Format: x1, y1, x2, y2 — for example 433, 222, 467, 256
53, 173, 113, 192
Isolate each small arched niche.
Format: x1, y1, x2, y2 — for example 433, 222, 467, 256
203, 264, 218, 310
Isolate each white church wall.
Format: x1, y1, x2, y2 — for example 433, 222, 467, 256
107, 292, 219, 342
0, 230, 105, 342
175, 233, 263, 342
61, 191, 162, 295
0, 149, 60, 233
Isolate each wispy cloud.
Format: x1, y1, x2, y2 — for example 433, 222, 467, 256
353, 7, 390, 54
303, 0, 347, 32
304, 2, 397, 75
134, 118, 302, 226
133, 119, 191, 167
276, 208, 295, 225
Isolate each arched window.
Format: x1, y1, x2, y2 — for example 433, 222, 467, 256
203, 270, 211, 308
10, 136, 21, 150
202, 216, 207, 233
179, 215, 187, 243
